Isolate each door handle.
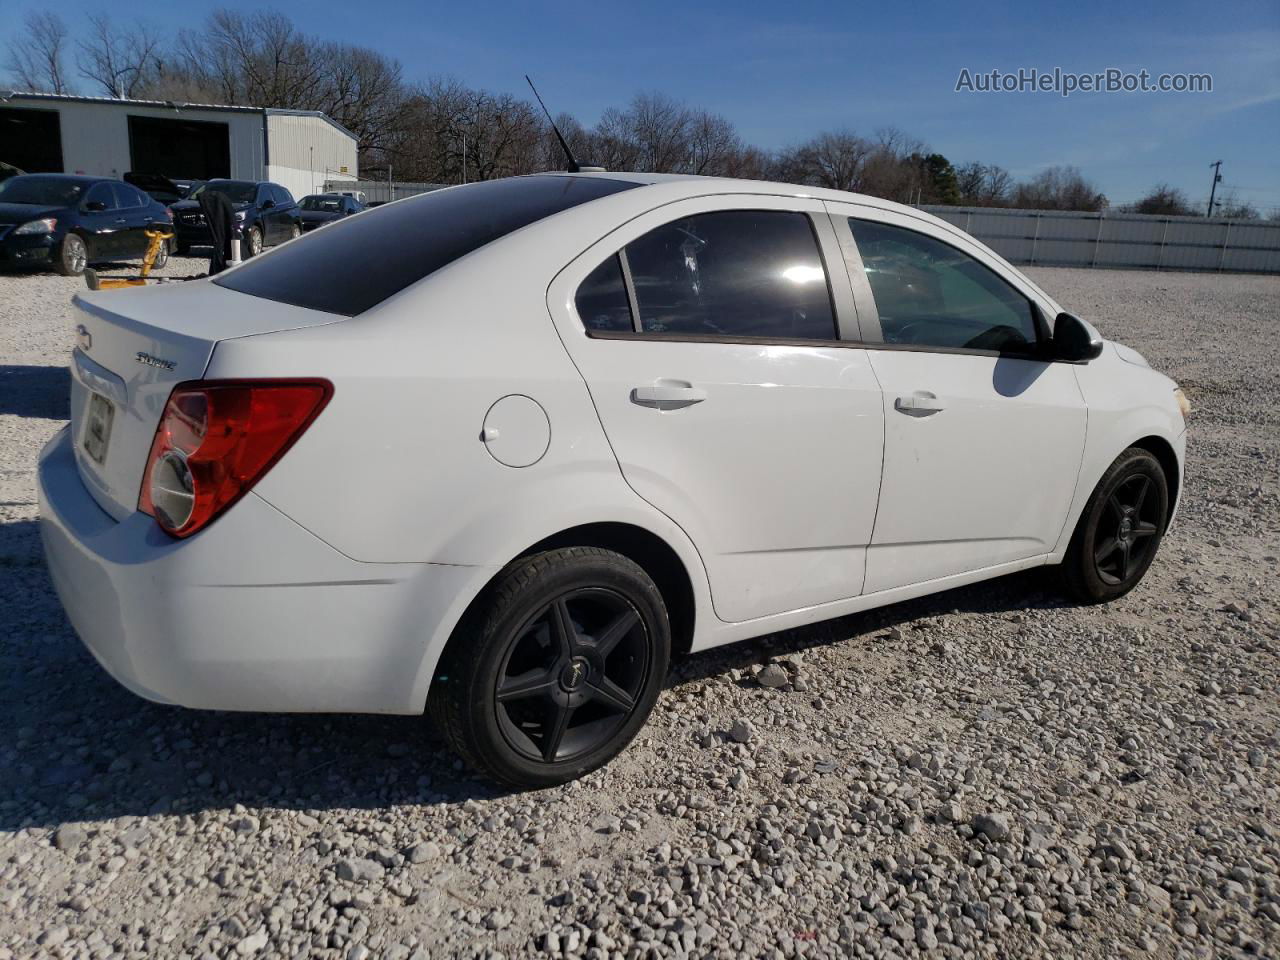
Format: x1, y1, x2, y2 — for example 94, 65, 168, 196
631, 381, 707, 410
894, 392, 945, 415
114, 217, 127, 224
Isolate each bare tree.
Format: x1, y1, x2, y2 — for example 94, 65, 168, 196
1212, 192, 1259, 219
687, 110, 740, 176
77, 13, 162, 98
1127, 183, 1195, 216
4, 11, 72, 94
1013, 165, 1107, 212
779, 131, 872, 192
955, 162, 1013, 206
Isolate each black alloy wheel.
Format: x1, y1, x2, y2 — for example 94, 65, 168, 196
1061, 447, 1169, 603
1092, 473, 1161, 586
495, 588, 649, 764
430, 547, 670, 788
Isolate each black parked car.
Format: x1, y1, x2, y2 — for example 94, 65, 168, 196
0, 174, 172, 276
170, 179, 302, 256
297, 193, 363, 231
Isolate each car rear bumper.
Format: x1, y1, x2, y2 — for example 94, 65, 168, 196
38, 427, 489, 714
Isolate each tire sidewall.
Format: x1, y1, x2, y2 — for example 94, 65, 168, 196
452, 551, 670, 788
245, 226, 262, 257
58, 234, 86, 276
1071, 450, 1168, 602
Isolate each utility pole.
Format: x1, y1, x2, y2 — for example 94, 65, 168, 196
1207, 160, 1222, 217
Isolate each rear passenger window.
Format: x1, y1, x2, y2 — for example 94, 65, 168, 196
575, 255, 633, 332
621, 211, 835, 341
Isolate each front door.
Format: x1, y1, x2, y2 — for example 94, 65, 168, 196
829, 205, 1087, 593
550, 198, 885, 623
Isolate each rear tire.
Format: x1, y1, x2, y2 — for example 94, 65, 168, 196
429, 547, 670, 789
150, 240, 169, 269
55, 234, 87, 276
1060, 447, 1168, 603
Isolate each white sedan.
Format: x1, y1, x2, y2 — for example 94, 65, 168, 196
38, 173, 1188, 787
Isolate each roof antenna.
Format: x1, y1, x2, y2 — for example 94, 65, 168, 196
526, 75, 582, 173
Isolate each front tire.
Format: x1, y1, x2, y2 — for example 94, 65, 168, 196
430, 547, 670, 789
1060, 447, 1168, 603
244, 226, 263, 257
55, 234, 87, 276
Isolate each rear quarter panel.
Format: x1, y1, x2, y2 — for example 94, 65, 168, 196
209, 211, 709, 580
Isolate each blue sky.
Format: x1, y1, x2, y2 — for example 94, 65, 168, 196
18, 0, 1280, 210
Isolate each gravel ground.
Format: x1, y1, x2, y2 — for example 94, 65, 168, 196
0, 262, 1277, 960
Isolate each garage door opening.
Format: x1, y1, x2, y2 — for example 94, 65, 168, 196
0, 108, 64, 172
128, 115, 230, 180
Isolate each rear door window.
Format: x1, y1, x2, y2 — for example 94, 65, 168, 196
622, 210, 835, 341
216, 176, 641, 316
575, 255, 634, 333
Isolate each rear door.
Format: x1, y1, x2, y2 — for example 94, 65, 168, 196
271, 185, 295, 241
548, 195, 885, 624
110, 182, 154, 258
827, 203, 1087, 593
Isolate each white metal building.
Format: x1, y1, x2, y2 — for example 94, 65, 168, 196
0, 91, 357, 201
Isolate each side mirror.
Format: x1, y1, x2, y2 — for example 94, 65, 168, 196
84, 200, 107, 212
260, 198, 275, 209
1051, 312, 1104, 363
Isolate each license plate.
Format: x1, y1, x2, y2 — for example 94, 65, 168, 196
83, 392, 114, 465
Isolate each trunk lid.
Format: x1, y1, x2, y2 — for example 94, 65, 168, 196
69, 280, 341, 520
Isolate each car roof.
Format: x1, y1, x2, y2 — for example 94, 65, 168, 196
539, 171, 957, 230
11, 173, 111, 184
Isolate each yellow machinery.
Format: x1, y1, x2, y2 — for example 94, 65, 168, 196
84, 227, 179, 290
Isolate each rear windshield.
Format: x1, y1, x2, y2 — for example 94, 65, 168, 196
214, 175, 641, 316
192, 181, 257, 203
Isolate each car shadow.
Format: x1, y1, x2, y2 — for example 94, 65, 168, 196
0, 364, 70, 419
0, 514, 1066, 832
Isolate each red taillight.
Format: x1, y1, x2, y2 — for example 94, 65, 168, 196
139, 379, 332, 538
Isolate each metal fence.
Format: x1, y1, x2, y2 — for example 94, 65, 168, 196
921, 205, 1280, 274
322, 179, 448, 203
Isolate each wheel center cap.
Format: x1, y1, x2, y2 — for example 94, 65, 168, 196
560, 657, 589, 692
1119, 517, 1133, 540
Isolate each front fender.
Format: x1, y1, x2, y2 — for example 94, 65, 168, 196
1052, 352, 1186, 558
